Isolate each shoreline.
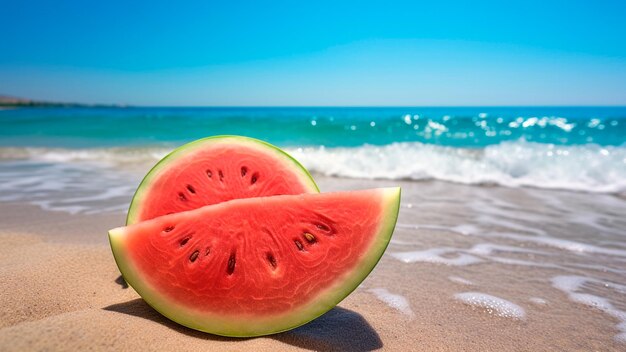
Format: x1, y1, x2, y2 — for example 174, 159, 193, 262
1, 177, 625, 351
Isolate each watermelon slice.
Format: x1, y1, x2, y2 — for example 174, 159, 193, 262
109, 187, 400, 337
126, 135, 319, 225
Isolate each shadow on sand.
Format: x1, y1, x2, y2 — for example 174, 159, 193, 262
104, 298, 382, 351
114, 275, 128, 289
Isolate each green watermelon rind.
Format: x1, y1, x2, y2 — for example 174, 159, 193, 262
109, 187, 401, 337
126, 135, 320, 225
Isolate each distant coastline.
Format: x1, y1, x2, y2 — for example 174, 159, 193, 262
0, 95, 124, 108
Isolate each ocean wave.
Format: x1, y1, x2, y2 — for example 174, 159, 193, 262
286, 141, 626, 193
1, 140, 625, 194
0, 146, 170, 170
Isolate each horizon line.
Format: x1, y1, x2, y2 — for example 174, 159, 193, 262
2, 95, 626, 109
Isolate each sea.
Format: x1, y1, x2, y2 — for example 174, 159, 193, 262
2, 106, 626, 345
0, 106, 624, 213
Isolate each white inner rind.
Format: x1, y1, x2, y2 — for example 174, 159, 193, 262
109, 187, 401, 337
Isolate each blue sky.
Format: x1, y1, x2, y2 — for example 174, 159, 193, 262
1, 0, 625, 106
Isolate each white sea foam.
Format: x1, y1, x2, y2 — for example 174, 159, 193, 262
287, 141, 626, 193
391, 248, 483, 266
454, 292, 526, 319
450, 224, 481, 236
487, 232, 626, 258
386, 247, 456, 265
396, 223, 457, 233
487, 256, 560, 269
389, 238, 421, 246
529, 297, 548, 305
368, 288, 414, 317
2, 141, 625, 195
552, 276, 626, 343
392, 242, 552, 268
467, 243, 546, 256
0, 146, 169, 165
0, 158, 140, 215
448, 276, 474, 285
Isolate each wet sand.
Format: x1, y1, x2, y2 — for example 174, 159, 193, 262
1, 177, 625, 351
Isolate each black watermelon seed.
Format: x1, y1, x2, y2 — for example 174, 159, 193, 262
189, 250, 199, 262
227, 252, 236, 275
266, 253, 277, 269
180, 237, 191, 247
250, 172, 259, 185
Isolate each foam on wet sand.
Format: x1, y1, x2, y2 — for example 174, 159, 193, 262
454, 292, 526, 319
551, 275, 626, 343
367, 288, 414, 318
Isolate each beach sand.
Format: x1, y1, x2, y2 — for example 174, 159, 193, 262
1, 177, 625, 351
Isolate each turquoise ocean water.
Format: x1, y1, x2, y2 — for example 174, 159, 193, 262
1, 106, 625, 148
0, 106, 625, 214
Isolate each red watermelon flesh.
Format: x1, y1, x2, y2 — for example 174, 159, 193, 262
126, 136, 318, 225
109, 187, 400, 336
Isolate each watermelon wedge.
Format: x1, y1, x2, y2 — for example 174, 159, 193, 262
126, 135, 319, 225
109, 188, 400, 337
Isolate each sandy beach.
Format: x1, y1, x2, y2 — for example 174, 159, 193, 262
2, 175, 625, 351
